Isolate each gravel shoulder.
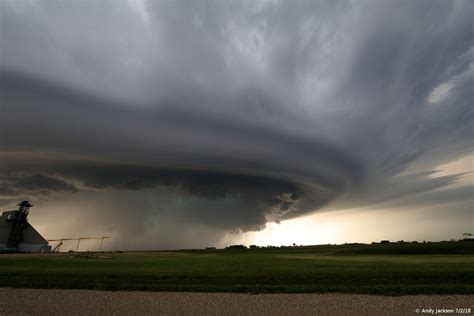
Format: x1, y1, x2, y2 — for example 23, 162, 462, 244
0, 288, 472, 315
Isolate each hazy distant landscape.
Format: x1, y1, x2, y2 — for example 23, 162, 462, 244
1, 242, 473, 295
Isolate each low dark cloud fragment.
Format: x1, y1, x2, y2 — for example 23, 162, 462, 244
12, 174, 78, 193
0, 172, 78, 201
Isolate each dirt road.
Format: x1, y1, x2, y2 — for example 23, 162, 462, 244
0, 288, 472, 315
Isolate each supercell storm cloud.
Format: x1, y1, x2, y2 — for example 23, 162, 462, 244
0, 0, 473, 247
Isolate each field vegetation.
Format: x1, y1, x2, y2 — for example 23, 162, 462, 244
0, 241, 473, 295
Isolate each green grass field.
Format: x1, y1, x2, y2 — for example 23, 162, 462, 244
1, 242, 473, 295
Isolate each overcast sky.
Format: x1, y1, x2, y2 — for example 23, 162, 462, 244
0, 0, 472, 250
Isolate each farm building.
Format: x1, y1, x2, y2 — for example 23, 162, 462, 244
462, 233, 474, 241
0, 201, 50, 253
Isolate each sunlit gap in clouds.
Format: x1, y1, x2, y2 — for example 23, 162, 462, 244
241, 154, 474, 247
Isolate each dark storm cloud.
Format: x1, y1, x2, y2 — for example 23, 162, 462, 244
0, 152, 334, 230
0, 70, 362, 194
0, 0, 473, 243
0, 69, 356, 228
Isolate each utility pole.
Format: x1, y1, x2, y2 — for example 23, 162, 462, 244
75, 238, 82, 252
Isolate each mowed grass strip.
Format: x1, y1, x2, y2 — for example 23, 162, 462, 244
0, 242, 473, 295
